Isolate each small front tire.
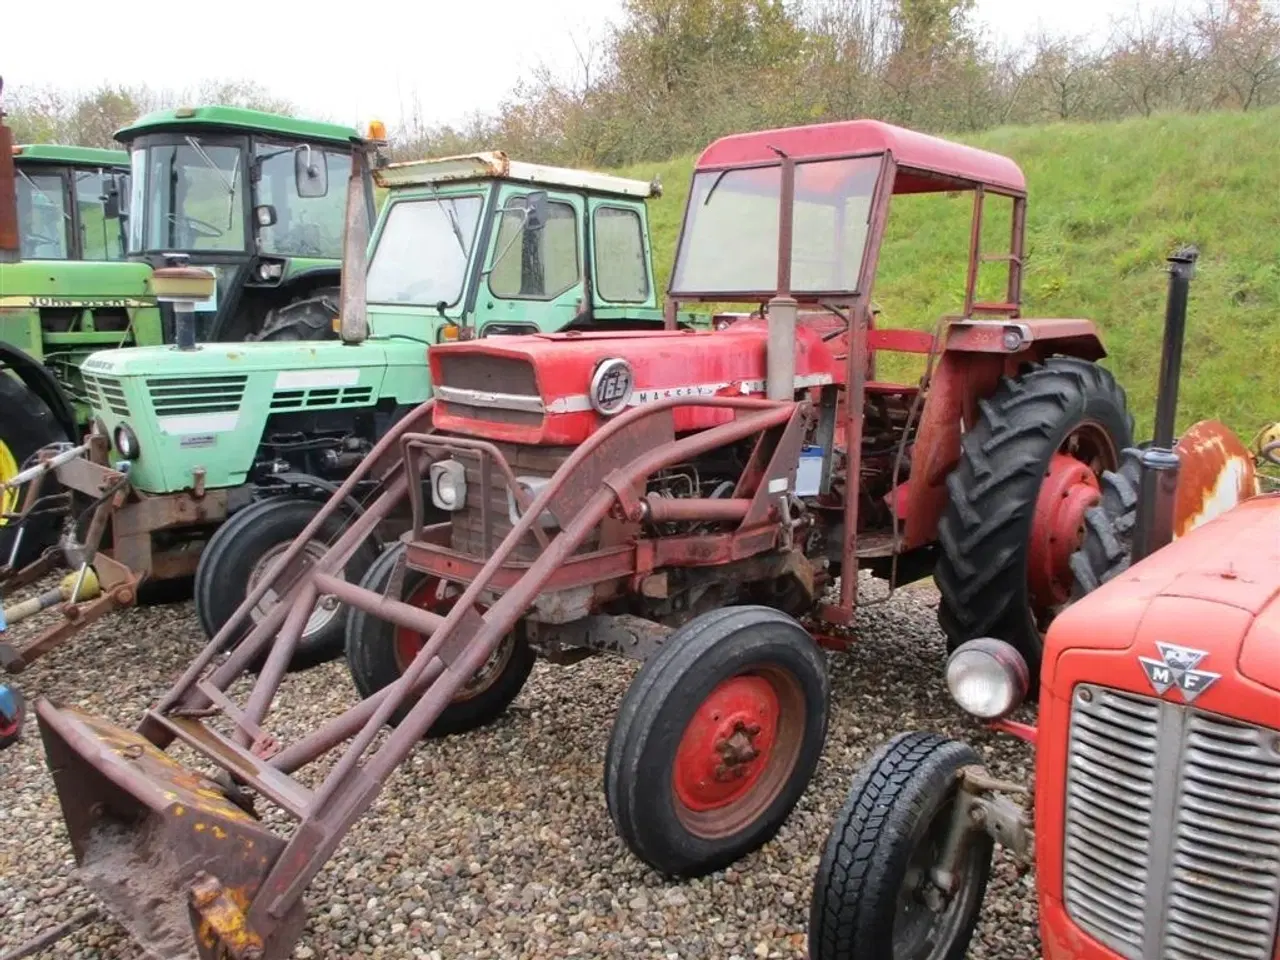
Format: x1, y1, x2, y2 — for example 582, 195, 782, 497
605, 605, 829, 877
809, 732, 994, 960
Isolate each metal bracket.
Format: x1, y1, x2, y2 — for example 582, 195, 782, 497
931, 764, 1034, 894
188, 872, 265, 960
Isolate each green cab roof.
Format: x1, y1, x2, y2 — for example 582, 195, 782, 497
115, 105, 359, 147
14, 144, 129, 169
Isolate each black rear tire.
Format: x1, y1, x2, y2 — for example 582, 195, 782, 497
251, 289, 339, 342
0, 376, 69, 570
605, 605, 829, 877
809, 732, 993, 960
1069, 446, 1142, 597
194, 496, 378, 671
344, 543, 536, 737
935, 357, 1133, 681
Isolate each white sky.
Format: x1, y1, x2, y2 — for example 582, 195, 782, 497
1, 0, 1180, 133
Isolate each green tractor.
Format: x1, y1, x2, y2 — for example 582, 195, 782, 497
0, 93, 375, 571
7, 145, 673, 673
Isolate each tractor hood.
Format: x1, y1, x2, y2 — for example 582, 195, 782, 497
0, 260, 155, 302
80, 339, 392, 378
1044, 493, 1280, 704
428, 319, 842, 446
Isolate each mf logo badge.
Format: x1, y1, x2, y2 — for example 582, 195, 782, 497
590, 358, 633, 416
1138, 642, 1221, 702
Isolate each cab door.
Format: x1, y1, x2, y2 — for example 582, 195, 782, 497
471, 185, 585, 336
586, 197, 655, 313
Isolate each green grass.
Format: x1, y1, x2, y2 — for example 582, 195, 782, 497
616, 108, 1280, 442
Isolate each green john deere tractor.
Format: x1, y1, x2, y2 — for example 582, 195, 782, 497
0, 94, 374, 570
70, 147, 676, 669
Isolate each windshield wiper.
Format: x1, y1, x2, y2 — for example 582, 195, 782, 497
18, 170, 71, 221
185, 136, 237, 198
429, 182, 468, 256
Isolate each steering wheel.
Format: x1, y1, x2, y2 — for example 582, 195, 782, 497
169, 214, 224, 240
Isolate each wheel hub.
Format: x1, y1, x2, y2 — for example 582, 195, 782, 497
396, 578, 512, 702
1029, 452, 1101, 607
246, 540, 334, 638
674, 675, 780, 812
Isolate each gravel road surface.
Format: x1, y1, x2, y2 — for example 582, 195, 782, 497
0, 576, 1039, 958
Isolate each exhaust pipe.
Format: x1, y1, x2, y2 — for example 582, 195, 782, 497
766, 147, 797, 401
1132, 245, 1197, 563
153, 253, 215, 351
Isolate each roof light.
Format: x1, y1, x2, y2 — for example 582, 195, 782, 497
367, 119, 387, 141
175, 107, 196, 118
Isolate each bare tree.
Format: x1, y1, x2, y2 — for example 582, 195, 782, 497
1194, 0, 1280, 109
1103, 2, 1198, 117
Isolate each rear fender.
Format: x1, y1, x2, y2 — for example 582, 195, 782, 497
0, 342, 77, 440
1171, 419, 1259, 537
900, 319, 1106, 549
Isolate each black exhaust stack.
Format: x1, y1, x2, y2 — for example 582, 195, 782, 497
1132, 245, 1198, 563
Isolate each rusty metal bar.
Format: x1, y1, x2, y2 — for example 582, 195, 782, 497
1008, 196, 1026, 314
0, 80, 17, 264
312, 572, 447, 636
774, 148, 795, 297
964, 186, 985, 316
643, 495, 752, 523
236, 580, 319, 744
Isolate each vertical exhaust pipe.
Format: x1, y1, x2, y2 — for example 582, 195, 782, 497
1132, 245, 1198, 563
0, 77, 19, 265
766, 147, 797, 401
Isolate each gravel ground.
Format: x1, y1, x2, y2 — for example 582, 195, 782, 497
0, 574, 1039, 959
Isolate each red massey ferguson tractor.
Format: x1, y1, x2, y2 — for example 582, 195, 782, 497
807, 248, 1274, 960
26, 120, 1167, 957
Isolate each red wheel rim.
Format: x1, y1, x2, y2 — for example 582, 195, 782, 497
394, 577, 514, 702
1028, 422, 1118, 612
671, 666, 806, 840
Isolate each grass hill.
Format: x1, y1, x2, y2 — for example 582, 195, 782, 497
616, 108, 1280, 443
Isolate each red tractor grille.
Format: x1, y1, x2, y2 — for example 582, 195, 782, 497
434, 353, 544, 428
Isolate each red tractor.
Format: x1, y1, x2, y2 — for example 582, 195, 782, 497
29, 120, 1148, 958
807, 248, 1272, 960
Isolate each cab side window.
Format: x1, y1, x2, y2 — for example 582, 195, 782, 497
490, 199, 579, 300
594, 206, 649, 303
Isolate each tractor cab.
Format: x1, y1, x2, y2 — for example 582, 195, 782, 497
364, 151, 667, 345
115, 105, 375, 343
12, 144, 130, 262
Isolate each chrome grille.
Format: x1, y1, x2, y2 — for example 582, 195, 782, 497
1063, 685, 1280, 960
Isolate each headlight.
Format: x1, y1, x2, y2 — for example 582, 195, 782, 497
113, 423, 140, 459
945, 638, 1030, 720
429, 460, 467, 511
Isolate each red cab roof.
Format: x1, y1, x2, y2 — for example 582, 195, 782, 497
695, 119, 1026, 196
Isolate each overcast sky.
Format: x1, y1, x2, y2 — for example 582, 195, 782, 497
2, 0, 1180, 132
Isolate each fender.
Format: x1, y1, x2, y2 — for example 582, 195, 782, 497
0, 342, 77, 441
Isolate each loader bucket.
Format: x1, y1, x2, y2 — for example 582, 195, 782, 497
35, 699, 304, 960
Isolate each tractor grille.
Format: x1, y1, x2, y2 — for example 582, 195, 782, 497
82, 373, 130, 417
270, 385, 375, 412
1063, 685, 1280, 960
145, 376, 248, 416
448, 442, 595, 562
434, 353, 545, 428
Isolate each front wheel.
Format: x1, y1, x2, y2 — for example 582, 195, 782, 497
809, 732, 993, 960
194, 495, 379, 671
605, 605, 829, 877
344, 544, 535, 737
0, 376, 69, 570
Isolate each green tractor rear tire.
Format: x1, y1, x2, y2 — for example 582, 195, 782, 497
0, 376, 69, 570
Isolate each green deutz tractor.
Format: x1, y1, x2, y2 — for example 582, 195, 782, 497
0, 92, 373, 571
65, 147, 669, 670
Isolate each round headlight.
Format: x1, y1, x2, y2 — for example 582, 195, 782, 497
113, 424, 140, 459
945, 638, 1030, 720
433, 469, 460, 509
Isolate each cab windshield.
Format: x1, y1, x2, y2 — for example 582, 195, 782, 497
75, 169, 128, 260
16, 169, 69, 259
671, 155, 882, 296
253, 140, 350, 259
366, 195, 485, 308
130, 136, 246, 253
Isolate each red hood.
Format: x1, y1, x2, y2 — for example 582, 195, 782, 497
428, 320, 843, 445
1044, 492, 1280, 703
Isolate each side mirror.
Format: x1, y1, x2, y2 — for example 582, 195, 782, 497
525, 190, 548, 232
294, 145, 328, 198
255, 204, 278, 227
103, 173, 128, 219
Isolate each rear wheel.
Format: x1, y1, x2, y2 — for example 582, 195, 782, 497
0, 376, 69, 570
194, 496, 378, 670
809, 732, 993, 960
605, 606, 829, 877
936, 357, 1133, 681
344, 543, 535, 737
1070, 447, 1142, 597
251, 289, 339, 342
